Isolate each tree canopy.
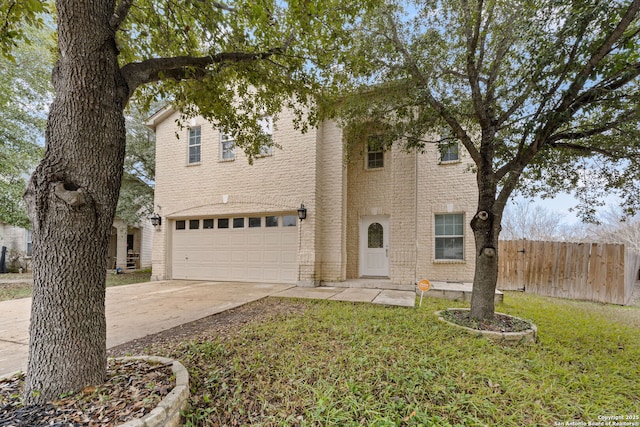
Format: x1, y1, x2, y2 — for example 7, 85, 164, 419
0, 0, 49, 60
329, 0, 640, 318
115, 102, 158, 225
0, 23, 52, 227
335, 0, 640, 219
5, 0, 381, 404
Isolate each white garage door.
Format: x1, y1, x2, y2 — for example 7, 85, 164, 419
171, 215, 298, 283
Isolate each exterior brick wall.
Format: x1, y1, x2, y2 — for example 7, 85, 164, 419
151, 109, 319, 282
415, 139, 477, 283
151, 108, 479, 285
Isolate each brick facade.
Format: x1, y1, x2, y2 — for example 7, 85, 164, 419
149, 107, 478, 285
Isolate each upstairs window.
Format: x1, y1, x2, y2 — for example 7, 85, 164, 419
439, 129, 460, 162
220, 131, 235, 161
258, 116, 274, 156
440, 142, 459, 162
188, 127, 201, 164
366, 135, 384, 169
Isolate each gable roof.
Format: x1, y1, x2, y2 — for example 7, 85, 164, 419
145, 105, 175, 130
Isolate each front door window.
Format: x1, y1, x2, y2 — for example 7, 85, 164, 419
368, 223, 383, 248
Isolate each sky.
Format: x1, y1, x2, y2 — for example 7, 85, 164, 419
513, 192, 621, 226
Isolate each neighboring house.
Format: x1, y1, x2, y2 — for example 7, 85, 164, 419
0, 222, 32, 271
108, 217, 154, 270
1, 218, 152, 272
148, 106, 479, 289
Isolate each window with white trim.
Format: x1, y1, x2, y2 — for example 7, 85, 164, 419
282, 215, 297, 227
439, 129, 460, 162
366, 135, 384, 169
258, 116, 273, 156
440, 141, 459, 162
188, 127, 201, 164
435, 214, 464, 260
265, 216, 278, 227
220, 131, 235, 160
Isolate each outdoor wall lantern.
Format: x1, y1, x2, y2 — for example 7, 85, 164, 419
297, 203, 307, 221
150, 213, 162, 227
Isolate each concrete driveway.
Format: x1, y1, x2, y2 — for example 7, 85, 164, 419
0, 280, 294, 377
0, 280, 415, 377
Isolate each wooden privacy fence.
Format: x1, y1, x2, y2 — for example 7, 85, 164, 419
498, 240, 639, 305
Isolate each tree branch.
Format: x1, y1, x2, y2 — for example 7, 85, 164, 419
463, 0, 491, 129
500, 2, 640, 181
548, 110, 637, 144
381, 9, 481, 164
121, 50, 281, 98
547, 141, 635, 159
110, 0, 135, 31
567, 62, 640, 115
555, 0, 640, 113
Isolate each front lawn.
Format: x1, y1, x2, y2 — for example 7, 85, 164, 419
148, 293, 639, 426
0, 269, 152, 302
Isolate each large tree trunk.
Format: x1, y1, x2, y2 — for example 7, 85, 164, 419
23, 0, 127, 404
469, 166, 503, 320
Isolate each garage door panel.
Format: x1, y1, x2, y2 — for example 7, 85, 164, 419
247, 250, 263, 263
281, 232, 297, 245
264, 233, 283, 245
281, 250, 297, 263
246, 267, 264, 281
230, 233, 247, 246
231, 250, 247, 262
214, 251, 231, 262
262, 269, 281, 281
263, 252, 279, 263
247, 233, 264, 245
230, 264, 249, 279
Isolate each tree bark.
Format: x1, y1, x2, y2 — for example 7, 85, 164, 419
470, 207, 501, 320
469, 156, 502, 320
23, 0, 127, 404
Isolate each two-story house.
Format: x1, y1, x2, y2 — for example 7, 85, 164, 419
147, 107, 478, 289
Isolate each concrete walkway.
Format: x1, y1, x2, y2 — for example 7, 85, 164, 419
0, 280, 415, 377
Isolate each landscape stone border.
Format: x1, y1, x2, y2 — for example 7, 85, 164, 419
116, 356, 189, 427
435, 309, 537, 345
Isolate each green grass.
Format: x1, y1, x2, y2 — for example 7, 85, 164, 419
0, 284, 33, 301
105, 269, 152, 287
150, 293, 640, 427
0, 269, 152, 302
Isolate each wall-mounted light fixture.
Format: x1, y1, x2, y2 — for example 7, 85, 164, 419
297, 203, 307, 221
150, 213, 162, 227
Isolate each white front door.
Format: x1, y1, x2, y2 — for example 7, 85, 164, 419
360, 216, 389, 277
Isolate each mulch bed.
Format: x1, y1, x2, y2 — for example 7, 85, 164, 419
0, 358, 174, 427
440, 309, 533, 332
